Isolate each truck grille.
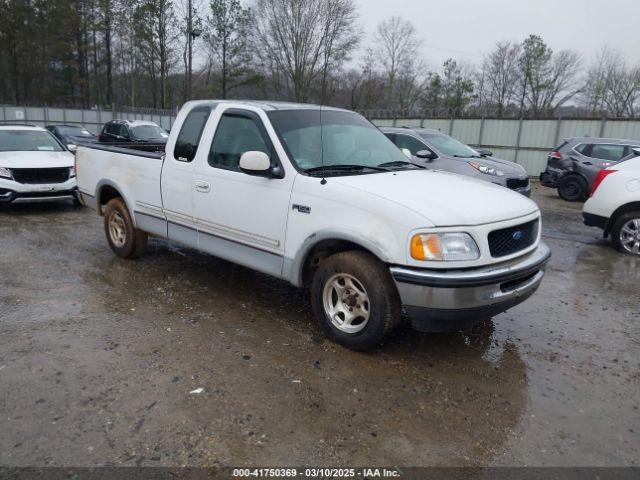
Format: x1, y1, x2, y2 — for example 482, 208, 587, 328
488, 219, 538, 258
506, 177, 530, 190
10, 168, 70, 184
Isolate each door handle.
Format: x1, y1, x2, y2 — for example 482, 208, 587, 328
194, 181, 211, 193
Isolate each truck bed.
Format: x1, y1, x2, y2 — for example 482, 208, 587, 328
75, 142, 164, 221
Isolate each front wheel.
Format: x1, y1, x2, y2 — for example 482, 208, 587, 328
103, 197, 148, 259
311, 251, 401, 351
611, 211, 640, 256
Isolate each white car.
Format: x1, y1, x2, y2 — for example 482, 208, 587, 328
76, 100, 550, 350
0, 125, 78, 204
583, 152, 640, 255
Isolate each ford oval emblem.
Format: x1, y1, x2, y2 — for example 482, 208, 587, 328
512, 230, 523, 241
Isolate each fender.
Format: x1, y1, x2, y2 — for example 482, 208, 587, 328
284, 229, 396, 287
94, 179, 138, 228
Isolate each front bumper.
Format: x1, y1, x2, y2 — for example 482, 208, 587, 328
390, 241, 551, 332
0, 178, 78, 204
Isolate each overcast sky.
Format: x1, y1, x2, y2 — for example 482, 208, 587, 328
355, 0, 640, 69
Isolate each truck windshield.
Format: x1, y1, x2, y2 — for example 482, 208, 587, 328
131, 125, 168, 141
268, 110, 411, 175
420, 132, 480, 158
0, 130, 64, 152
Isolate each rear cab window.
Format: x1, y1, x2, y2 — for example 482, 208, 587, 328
174, 107, 212, 162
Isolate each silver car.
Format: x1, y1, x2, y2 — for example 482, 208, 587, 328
382, 127, 531, 196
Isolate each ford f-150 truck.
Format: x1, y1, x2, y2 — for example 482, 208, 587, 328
76, 100, 551, 350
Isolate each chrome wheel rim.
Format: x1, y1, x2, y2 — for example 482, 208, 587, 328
620, 218, 640, 255
322, 273, 370, 334
108, 211, 127, 248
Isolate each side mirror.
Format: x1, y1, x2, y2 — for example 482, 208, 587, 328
239, 151, 282, 178
633, 147, 640, 157
401, 148, 412, 159
476, 148, 493, 157
416, 150, 436, 160
67, 144, 77, 152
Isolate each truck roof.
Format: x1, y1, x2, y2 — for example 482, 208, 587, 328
186, 99, 351, 113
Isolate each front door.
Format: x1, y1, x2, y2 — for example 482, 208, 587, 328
191, 107, 293, 277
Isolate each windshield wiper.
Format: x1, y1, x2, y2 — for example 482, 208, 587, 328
378, 160, 422, 169
452, 154, 481, 159
304, 164, 391, 175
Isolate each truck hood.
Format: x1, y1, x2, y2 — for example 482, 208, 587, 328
333, 169, 538, 226
0, 151, 75, 169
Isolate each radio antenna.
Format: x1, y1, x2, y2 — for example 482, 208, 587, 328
319, 100, 326, 185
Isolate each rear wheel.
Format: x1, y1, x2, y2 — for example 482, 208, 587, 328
611, 211, 640, 256
103, 197, 147, 259
311, 251, 401, 351
557, 175, 588, 202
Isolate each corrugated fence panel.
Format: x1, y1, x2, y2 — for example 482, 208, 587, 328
451, 119, 481, 145
517, 150, 548, 176
602, 121, 640, 140
558, 120, 601, 140
482, 119, 520, 147
519, 120, 557, 148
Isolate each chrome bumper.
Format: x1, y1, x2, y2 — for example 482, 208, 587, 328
390, 242, 551, 331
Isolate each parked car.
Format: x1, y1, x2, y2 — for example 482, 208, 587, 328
46, 124, 98, 152
583, 152, 640, 255
98, 120, 169, 145
0, 124, 79, 204
381, 127, 531, 197
76, 100, 550, 351
540, 137, 640, 202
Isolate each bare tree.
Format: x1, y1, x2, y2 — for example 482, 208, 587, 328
252, 0, 360, 103
480, 41, 521, 116
582, 46, 640, 117
374, 16, 423, 107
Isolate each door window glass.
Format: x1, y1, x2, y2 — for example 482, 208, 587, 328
589, 144, 627, 161
174, 107, 211, 162
394, 134, 429, 156
209, 114, 271, 170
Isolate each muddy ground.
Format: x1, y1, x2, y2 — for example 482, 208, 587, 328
0, 184, 638, 468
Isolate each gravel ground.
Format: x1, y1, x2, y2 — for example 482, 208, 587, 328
0, 183, 638, 467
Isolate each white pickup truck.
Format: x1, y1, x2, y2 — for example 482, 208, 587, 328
77, 100, 551, 350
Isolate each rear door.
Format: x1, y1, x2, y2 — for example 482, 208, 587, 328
190, 106, 293, 277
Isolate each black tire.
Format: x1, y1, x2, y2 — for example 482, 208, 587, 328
103, 197, 148, 259
310, 250, 401, 351
611, 211, 640, 256
557, 175, 588, 202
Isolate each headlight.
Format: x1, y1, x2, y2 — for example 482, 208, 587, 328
69, 166, 76, 178
469, 161, 504, 177
410, 232, 480, 261
0, 167, 12, 179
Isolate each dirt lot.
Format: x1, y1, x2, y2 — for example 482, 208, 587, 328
0, 184, 638, 468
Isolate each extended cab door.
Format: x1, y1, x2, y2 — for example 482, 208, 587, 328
191, 106, 294, 277
160, 105, 213, 247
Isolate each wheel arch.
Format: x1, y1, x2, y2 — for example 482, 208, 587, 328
606, 201, 640, 236
95, 180, 136, 226
286, 231, 393, 288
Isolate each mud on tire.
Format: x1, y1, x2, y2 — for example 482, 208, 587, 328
103, 197, 148, 259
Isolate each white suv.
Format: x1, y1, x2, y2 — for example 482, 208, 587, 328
583, 151, 640, 255
0, 125, 78, 204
